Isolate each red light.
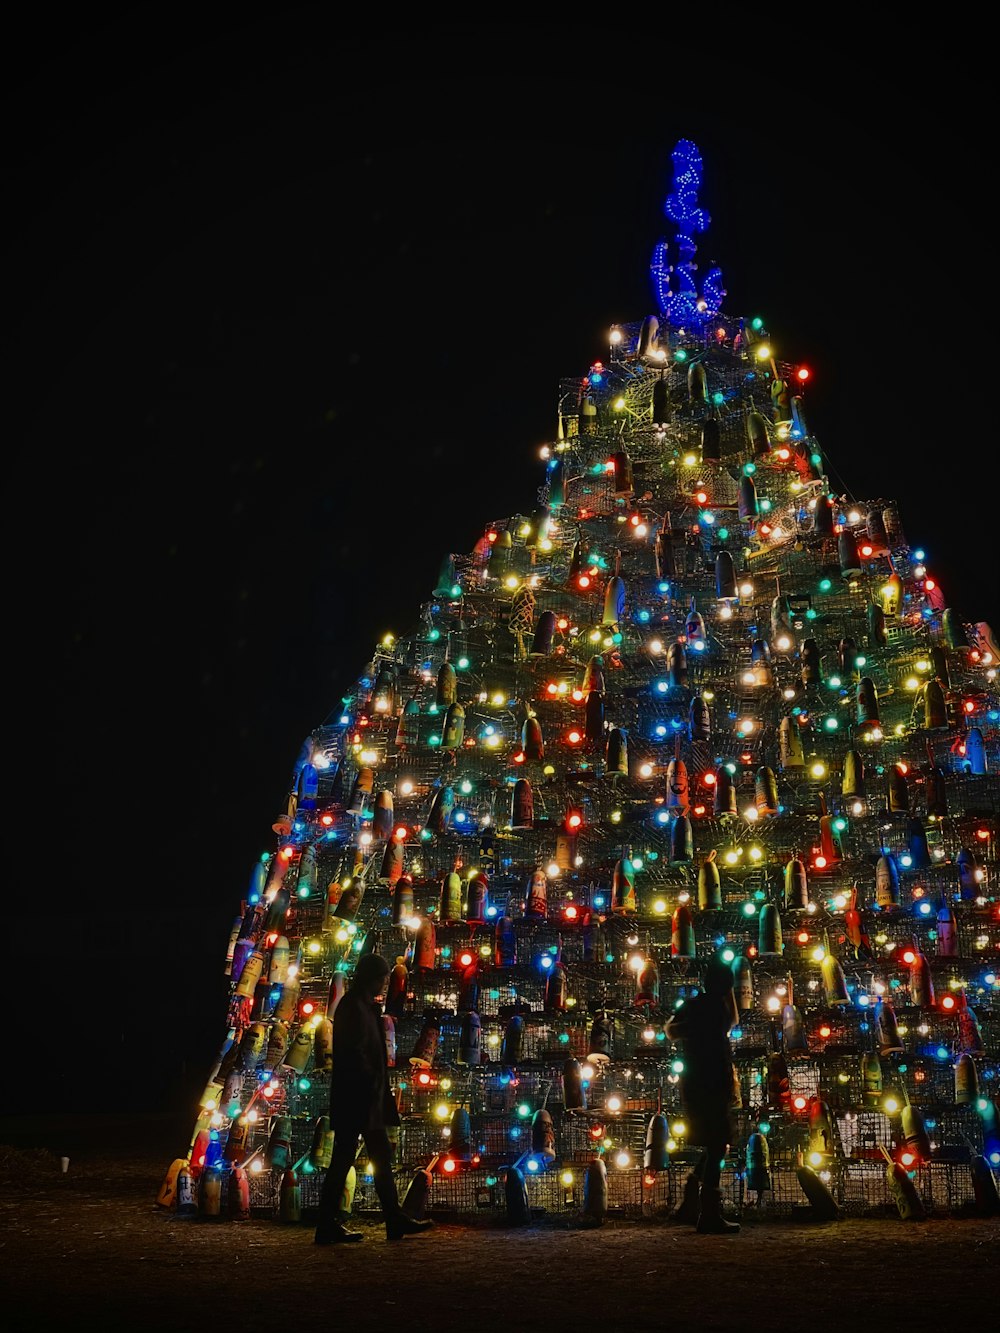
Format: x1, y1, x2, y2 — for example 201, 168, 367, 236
571, 689, 584, 702
567, 812, 583, 830
578, 575, 591, 589
459, 952, 474, 968
267, 932, 278, 946
860, 543, 873, 557
776, 447, 791, 461
472, 1155, 481, 1166
693, 804, 706, 816
796, 367, 810, 381
630, 514, 640, 526
557, 618, 569, 630
301, 1001, 315, 1015
487, 531, 498, 543
394, 826, 408, 841
925, 578, 936, 591
546, 683, 559, 695
902, 950, 916, 966
359, 716, 370, 727
643, 1171, 657, 1188
793, 1096, 808, 1112
567, 730, 582, 745
747, 945, 758, 958
900, 1152, 916, 1167
797, 931, 810, 944
320, 813, 334, 827
814, 856, 828, 870
513, 752, 526, 765
702, 771, 716, 786
964, 700, 975, 714
589, 1124, 604, 1139
819, 1025, 831, 1039
941, 994, 956, 1011
280, 845, 295, 861
442, 1157, 457, 1174
695, 490, 709, 505
564, 904, 579, 921
897, 762, 909, 776
759, 523, 772, 536
975, 828, 989, 840
418, 1073, 431, 1085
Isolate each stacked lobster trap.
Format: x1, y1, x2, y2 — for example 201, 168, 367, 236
164, 141, 1000, 1229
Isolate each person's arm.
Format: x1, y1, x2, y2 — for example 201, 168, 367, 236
665, 1006, 689, 1040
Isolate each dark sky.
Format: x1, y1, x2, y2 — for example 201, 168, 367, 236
15, 16, 997, 1112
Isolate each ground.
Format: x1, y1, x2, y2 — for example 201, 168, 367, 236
2, 1114, 998, 1333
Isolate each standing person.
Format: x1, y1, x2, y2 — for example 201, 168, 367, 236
314, 952, 434, 1244
665, 955, 741, 1234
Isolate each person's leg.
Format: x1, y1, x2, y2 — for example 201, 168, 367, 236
673, 1151, 705, 1223
696, 1109, 739, 1234
315, 1128, 363, 1242
361, 1120, 434, 1240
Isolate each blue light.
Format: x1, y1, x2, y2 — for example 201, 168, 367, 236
590, 372, 603, 385
638, 610, 651, 622
650, 139, 725, 326
454, 811, 467, 824
900, 854, 913, 868
486, 905, 498, 917
339, 714, 350, 725
540, 955, 553, 969
656, 681, 669, 693
913, 549, 925, 561
527, 1157, 540, 1172
654, 724, 667, 737
857, 994, 870, 1007
656, 811, 670, 824
658, 581, 670, 593
510, 1128, 521, 1140
594, 895, 606, 909
936, 1046, 950, 1061
692, 640, 705, 652
918, 901, 932, 915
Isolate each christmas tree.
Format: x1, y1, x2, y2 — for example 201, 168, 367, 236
162, 138, 999, 1226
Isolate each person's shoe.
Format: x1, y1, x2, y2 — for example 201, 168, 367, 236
315, 1221, 364, 1244
386, 1212, 435, 1241
672, 1171, 701, 1224
695, 1186, 741, 1234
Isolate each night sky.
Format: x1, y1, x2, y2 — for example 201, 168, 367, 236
16, 18, 996, 1115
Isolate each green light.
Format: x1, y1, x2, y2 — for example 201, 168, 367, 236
828, 675, 842, 688
718, 528, 729, 540
647, 851, 659, 861
742, 902, 757, 916
517, 1103, 531, 1118
428, 703, 439, 714
834, 818, 847, 831
428, 628, 440, 641
819, 578, 832, 592
671, 1059, 685, 1074
743, 462, 756, 475
721, 948, 735, 963
674, 348, 688, 362
420, 829, 433, 841
751, 317, 764, 331
298, 1078, 311, 1092
805, 608, 817, 620
759, 498, 771, 512
725, 763, 736, 775
753, 888, 766, 901
558, 1032, 570, 1044
824, 716, 839, 731
486, 1175, 498, 1187
856, 655, 867, 667
605, 952, 615, 964
612, 632, 623, 644
297, 886, 310, 897
631, 857, 643, 871
428, 735, 441, 747
811, 453, 822, 466
712, 392, 725, 405
457, 657, 470, 670
759, 1121, 771, 1135
302, 1161, 314, 1173
460, 780, 473, 794
441, 946, 451, 958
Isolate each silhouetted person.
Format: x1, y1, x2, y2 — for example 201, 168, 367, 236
665, 956, 741, 1234
314, 953, 433, 1244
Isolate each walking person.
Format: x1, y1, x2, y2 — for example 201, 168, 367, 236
314, 952, 434, 1244
665, 955, 741, 1234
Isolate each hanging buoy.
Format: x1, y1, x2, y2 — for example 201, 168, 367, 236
874, 852, 901, 909
402, 1168, 432, 1221
923, 678, 947, 730
588, 1010, 614, 1063
799, 637, 821, 686
380, 837, 405, 888
665, 756, 689, 810
837, 530, 861, 578
941, 608, 967, 648
439, 870, 463, 923
545, 956, 567, 1011
655, 525, 676, 579
425, 784, 455, 835
701, 414, 721, 461
956, 847, 979, 899
758, 903, 783, 956
237, 1023, 267, 1072
524, 867, 548, 919
795, 1165, 841, 1220
582, 915, 603, 963
547, 459, 566, 508
778, 716, 805, 770
382, 1013, 396, 1067
856, 677, 879, 726
784, 855, 809, 910
508, 777, 534, 830
310, 1115, 335, 1170
521, 714, 544, 762
732, 955, 754, 1013
395, 698, 421, 748
881, 1146, 925, 1221
867, 601, 887, 648
495, 915, 517, 967
448, 1106, 473, 1160
712, 551, 737, 602
227, 1163, 251, 1221
713, 765, 737, 816
755, 766, 779, 816
413, 917, 437, 970
767, 1053, 791, 1111
670, 814, 694, 864
671, 902, 696, 957
689, 695, 711, 743
651, 371, 669, 423
278, 1168, 300, 1223
531, 1108, 556, 1161
176, 1162, 198, 1217
635, 956, 659, 1004
313, 1017, 334, 1073
666, 641, 688, 688
685, 597, 706, 642
844, 886, 865, 954
880, 569, 903, 617
644, 1111, 670, 1171
501, 1013, 524, 1064
531, 611, 556, 657
925, 763, 948, 817
585, 689, 605, 743
441, 702, 466, 750
887, 765, 909, 814
746, 408, 769, 456
821, 938, 850, 1006
688, 361, 708, 404
909, 942, 935, 1008
862, 1051, 883, 1100
808, 1097, 836, 1156
347, 766, 374, 816
611, 857, 636, 913
907, 816, 932, 870
605, 726, 629, 775
813, 495, 835, 538
582, 1158, 608, 1224
563, 1058, 586, 1111
875, 999, 903, 1054
738, 473, 759, 521
745, 1132, 771, 1194
436, 661, 457, 708
409, 1018, 440, 1068
234, 948, 265, 1000
841, 749, 865, 799
955, 1053, 979, 1106
901, 1093, 932, 1160
781, 999, 808, 1055
272, 976, 300, 1025
770, 377, 791, 422
698, 853, 722, 910
603, 575, 626, 626
965, 726, 987, 774
465, 870, 488, 924
282, 1026, 313, 1075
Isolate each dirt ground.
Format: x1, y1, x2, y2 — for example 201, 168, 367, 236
2, 1114, 998, 1333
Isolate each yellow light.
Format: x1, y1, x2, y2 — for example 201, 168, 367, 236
560, 1169, 575, 1187
739, 581, 753, 597
808, 1151, 823, 1167
672, 1121, 687, 1137
724, 850, 739, 865
485, 734, 501, 749
629, 954, 645, 974
505, 575, 519, 590
649, 638, 663, 654
381, 633, 395, 647
683, 453, 697, 466
766, 996, 781, 1013
744, 806, 759, 822
755, 345, 771, 360
748, 845, 763, 862
399, 780, 414, 795
883, 1096, 899, 1114
775, 635, 792, 652
719, 604, 733, 620
739, 717, 755, 735
434, 1103, 450, 1120
666, 1138, 677, 1152
811, 946, 826, 963
360, 749, 378, 764
247, 1109, 259, 1124
335, 928, 349, 942
307, 940, 321, 955
653, 899, 667, 915
905, 677, 919, 691
614, 397, 626, 410
491, 692, 505, 706
810, 761, 827, 779
610, 810, 622, 824
581, 1064, 594, 1080
915, 659, 930, 672
250, 1159, 264, 1174
609, 328, 623, 345
539, 538, 553, 552
487, 1033, 499, 1046
606, 1094, 623, 1113
615, 1150, 631, 1168
639, 762, 654, 778
838, 1072, 850, 1084
547, 862, 561, 878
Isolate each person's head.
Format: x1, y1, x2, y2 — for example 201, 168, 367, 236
352, 952, 390, 1000
703, 956, 735, 996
